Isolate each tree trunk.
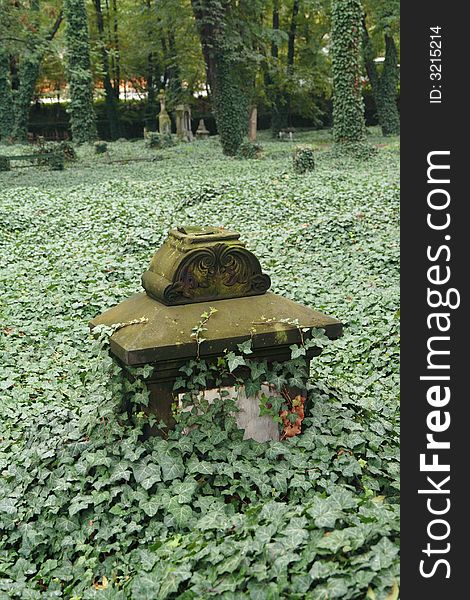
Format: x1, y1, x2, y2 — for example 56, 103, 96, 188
12, 3, 63, 141
146, 52, 158, 130
271, 0, 279, 60
144, 0, 157, 130
63, 0, 97, 143
112, 0, 120, 98
190, 0, 219, 94
285, 0, 300, 125
0, 48, 14, 140
191, 0, 249, 155
269, 0, 287, 137
166, 32, 182, 106
378, 32, 400, 135
331, 0, 367, 144
93, 0, 121, 139
361, 17, 380, 100
362, 19, 400, 136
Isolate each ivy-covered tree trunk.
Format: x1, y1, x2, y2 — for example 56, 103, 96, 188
145, 52, 158, 131
12, 52, 41, 141
0, 48, 13, 140
377, 33, 400, 135
212, 53, 249, 156
191, 0, 249, 156
362, 21, 400, 136
11, 0, 40, 141
93, 0, 121, 140
63, 0, 97, 143
269, 0, 288, 138
285, 0, 300, 126
331, 0, 367, 144
11, 4, 63, 142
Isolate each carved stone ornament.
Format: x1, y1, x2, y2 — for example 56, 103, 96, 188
142, 226, 271, 305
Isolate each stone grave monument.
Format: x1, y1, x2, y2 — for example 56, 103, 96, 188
175, 104, 194, 141
157, 90, 172, 136
195, 119, 210, 139
91, 226, 342, 441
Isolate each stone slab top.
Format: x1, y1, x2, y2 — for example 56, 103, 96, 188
90, 292, 342, 366
172, 226, 240, 244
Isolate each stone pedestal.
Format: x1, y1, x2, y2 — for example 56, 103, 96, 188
196, 119, 210, 139
157, 90, 172, 135
175, 104, 193, 141
91, 226, 343, 440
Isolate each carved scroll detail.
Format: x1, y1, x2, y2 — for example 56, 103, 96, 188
162, 243, 270, 304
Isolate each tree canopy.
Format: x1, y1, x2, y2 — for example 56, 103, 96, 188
0, 0, 400, 148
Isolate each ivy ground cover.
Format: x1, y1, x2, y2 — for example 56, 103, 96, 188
0, 130, 400, 599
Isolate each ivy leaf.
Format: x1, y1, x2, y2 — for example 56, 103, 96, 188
290, 344, 306, 359
167, 501, 193, 527
237, 339, 253, 354
140, 497, 160, 517
250, 361, 267, 380
133, 461, 161, 490
308, 498, 344, 528
0, 498, 17, 514
159, 452, 184, 482
226, 352, 246, 372
69, 497, 91, 516
172, 479, 197, 504
109, 461, 132, 483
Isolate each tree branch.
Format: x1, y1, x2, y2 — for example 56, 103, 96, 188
46, 10, 63, 42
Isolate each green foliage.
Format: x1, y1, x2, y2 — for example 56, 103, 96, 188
237, 140, 264, 160
0, 48, 13, 140
331, 0, 367, 146
12, 53, 41, 141
59, 140, 77, 161
362, 19, 400, 137
0, 155, 11, 171
0, 129, 399, 598
94, 140, 108, 154
63, 0, 97, 143
147, 132, 175, 149
292, 145, 315, 173
213, 54, 250, 157
327, 139, 378, 161
377, 34, 400, 136
34, 143, 66, 170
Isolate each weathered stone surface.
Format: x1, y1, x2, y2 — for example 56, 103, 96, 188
157, 90, 171, 135
182, 386, 281, 442
175, 104, 193, 141
142, 226, 271, 305
90, 226, 343, 436
90, 291, 342, 368
195, 119, 210, 139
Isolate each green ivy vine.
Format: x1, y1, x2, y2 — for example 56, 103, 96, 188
63, 0, 97, 144
213, 53, 250, 157
331, 0, 367, 145
0, 48, 13, 141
